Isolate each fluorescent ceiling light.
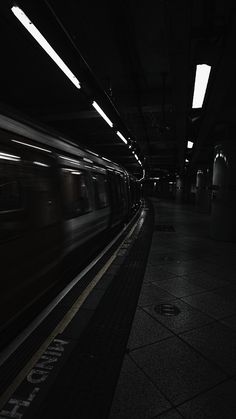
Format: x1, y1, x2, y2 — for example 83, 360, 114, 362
33, 161, 49, 167
187, 141, 194, 149
83, 157, 93, 164
11, 6, 81, 89
59, 155, 81, 165
92, 101, 113, 127
134, 154, 139, 161
12, 139, 51, 153
192, 64, 211, 108
116, 131, 127, 144
0, 152, 20, 161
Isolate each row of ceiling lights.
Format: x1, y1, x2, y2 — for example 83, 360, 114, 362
185, 65, 211, 167
11, 5, 142, 168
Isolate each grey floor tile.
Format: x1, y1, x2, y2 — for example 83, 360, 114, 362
201, 263, 232, 278
155, 409, 183, 418
166, 264, 204, 277
143, 300, 214, 334
108, 356, 171, 419
180, 322, 236, 375
138, 283, 175, 307
144, 267, 176, 283
213, 285, 236, 302
182, 272, 227, 291
182, 291, 236, 319
152, 277, 205, 298
220, 314, 236, 330
127, 308, 173, 350
130, 337, 226, 405
177, 379, 236, 419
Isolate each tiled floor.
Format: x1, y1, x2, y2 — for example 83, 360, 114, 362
109, 199, 236, 418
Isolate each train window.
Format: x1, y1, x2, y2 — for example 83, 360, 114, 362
0, 178, 21, 211
0, 157, 25, 242
62, 169, 92, 217
92, 174, 109, 209
0, 157, 23, 212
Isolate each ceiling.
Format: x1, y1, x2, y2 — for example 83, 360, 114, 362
0, 0, 235, 178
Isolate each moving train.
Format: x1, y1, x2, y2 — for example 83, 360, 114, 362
0, 111, 141, 339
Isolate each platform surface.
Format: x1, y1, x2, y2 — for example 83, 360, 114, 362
109, 199, 236, 419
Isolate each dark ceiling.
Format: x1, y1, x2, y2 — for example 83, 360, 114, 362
0, 0, 235, 177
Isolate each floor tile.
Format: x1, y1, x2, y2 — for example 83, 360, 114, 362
108, 356, 171, 419
180, 322, 236, 375
143, 300, 214, 334
130, 337, 226, 405
213, 285, 236, 302
177, 379, 236, 419
127, 308, 173, 351
182, 271, 227, 291
152, 277, 205, 297
220, 314, 236, 330
138, 283, 175, 307
182, 291, 236, 319
155, 408, 183, 418
144, 267, 176, 282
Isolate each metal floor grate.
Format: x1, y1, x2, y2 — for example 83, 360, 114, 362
155, 303, 180, 316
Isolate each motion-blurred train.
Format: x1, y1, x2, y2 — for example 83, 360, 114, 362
0, 111, 141, 338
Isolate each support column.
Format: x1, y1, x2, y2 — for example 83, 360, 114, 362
210, 141, 236, 241
175, 176, 184, 203
195, 169, 211, 213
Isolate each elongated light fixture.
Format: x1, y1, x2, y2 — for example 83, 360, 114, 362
12, 139, 51, 153
33, 161, 49, 167
116, 131, 127, 145
0, 152, 20, 161
11, 6, 81, 89
92, 101, 113, 127
192, 64, 211, 108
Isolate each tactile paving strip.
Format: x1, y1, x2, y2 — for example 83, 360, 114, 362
155, 224, 175, 232
31, 202, 154, 419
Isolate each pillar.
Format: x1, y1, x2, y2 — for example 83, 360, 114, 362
210, 142, 236, 241
195, 169, 211, 213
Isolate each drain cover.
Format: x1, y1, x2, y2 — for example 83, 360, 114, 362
155, 225, 175, 232
155, 303, 180, 316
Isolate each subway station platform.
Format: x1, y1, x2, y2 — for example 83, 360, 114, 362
109, 199, 236, 418
1, 199, 236, 419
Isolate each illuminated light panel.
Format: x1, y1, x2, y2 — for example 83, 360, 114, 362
192, 64, 211, 108
83, 157, 93, 164
187, 141, 194, 149
134, 154, 139, 161
71, 171, 82, 175
116, 131, 128, 145
59, 155, 81, 165
12, 139, 51, 153
11, 6, 81, 90
33, 161, 49, 167
0, 152, 20, 161
85, 150, 99, 157
92, 101, 113, 127
185, 158, 189, 163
